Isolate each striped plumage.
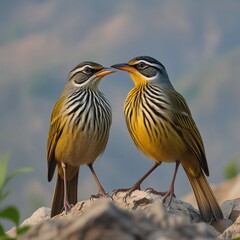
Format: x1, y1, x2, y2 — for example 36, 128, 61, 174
112, 56, 223, 222
124, 84, 208, 174
47, 61, 115, 217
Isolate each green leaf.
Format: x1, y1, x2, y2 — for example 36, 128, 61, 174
16, 225, 31, 235
0, 224, 6, 235
0, 206, 19, 226
224, 160, 239, 180
0, 226, 15, 240
0, 236, 16, 240
0, 155, 9, 190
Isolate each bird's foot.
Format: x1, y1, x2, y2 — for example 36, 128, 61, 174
146, 187, 176, 207
113, 183, 141, 202
146, 187, 168, 196
162, 189, 176, 207
64, 201, 74, 215
90, 190, 111, 200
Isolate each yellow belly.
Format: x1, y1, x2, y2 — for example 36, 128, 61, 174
127, 112, 187, 163
124, 85, 205, 177
55, 112, 110, 167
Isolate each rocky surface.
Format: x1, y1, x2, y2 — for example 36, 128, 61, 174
7, 189, 240, 240
219, 215, 240, 240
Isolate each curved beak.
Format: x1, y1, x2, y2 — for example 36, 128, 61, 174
95, 67, 116, 77
111, 63, 136, 73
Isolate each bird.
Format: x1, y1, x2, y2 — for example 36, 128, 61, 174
111, 56, 223, 222
47, 61, 115, 217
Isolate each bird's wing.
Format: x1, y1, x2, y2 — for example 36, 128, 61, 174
165, 89, 209, 176
47, 96, 65, 181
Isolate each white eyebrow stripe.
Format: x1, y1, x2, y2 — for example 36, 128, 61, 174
134, 60, 162, 69
70, 65, 94, 76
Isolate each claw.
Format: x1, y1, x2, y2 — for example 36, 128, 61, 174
146, 187, 176, 207
113, 187, 135, 196
90, 191, 112, 201
162, 189, 176, 207
63, 201, 74, 215
113, 184, 141, 202
146, 187, 167, 196
113, 163, 160, 198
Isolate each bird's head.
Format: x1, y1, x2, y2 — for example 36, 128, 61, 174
66, 61, 116, 90
112, 56, 173, 89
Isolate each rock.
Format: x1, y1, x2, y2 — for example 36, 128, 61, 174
22, 207, 51, 225
221, 198, 240, 222
211, 218, 233, 233
212, 198, 240, 234
113, 190, 202, 222
5, 188, 240, 239
218, 215, 240, 239
22, 198, 217, 240
6, 207, 51, 238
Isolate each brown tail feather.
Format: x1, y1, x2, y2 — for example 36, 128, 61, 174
184, 168, 223, 222
51, 170, 79, 217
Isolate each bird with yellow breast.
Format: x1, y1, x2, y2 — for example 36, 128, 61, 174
112, 56, 223, 222
47, 61, 115, 217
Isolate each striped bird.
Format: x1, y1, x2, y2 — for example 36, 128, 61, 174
47, 61, 115, 217
112, 56, 223, 222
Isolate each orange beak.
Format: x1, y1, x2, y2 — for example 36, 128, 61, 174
111, 63, 136, 73
95, 67, 116, 77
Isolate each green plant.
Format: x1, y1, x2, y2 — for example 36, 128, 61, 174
0, 154, 32, 240
224, 159, 240, 180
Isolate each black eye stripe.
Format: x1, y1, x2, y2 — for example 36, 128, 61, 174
133, 62, 147, 70
83, 66, 94, 74
133, 63, 158, 78
83, 66, 103, 75
68, 62, 104, 85
137, 62, 147, 69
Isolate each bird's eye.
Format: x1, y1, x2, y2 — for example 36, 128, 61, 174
137, 62, 147, 69
83, 67, 93, 74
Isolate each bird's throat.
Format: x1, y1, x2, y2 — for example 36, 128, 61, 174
130, 72, 148, 85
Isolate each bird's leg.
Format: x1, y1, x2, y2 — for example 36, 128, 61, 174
62, 163, 73, 214
113, 163, 160, 201
162, 160, 180, 207
88, 163, 108, 198
147, 161, 180, 207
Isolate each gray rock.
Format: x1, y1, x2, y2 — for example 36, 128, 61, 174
6, 189, 240, 239
22, 199, 217, 240
6, 206, 51, 238
221, 198, 240, 222
218, 215, 240, 239
19, 190, 221, 239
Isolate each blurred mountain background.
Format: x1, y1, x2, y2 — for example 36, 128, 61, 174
0, 0, 240, 223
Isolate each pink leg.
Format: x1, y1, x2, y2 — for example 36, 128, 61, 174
88, 163, 108, 198
114, 163, 160, 201
147, 161, 180, 207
